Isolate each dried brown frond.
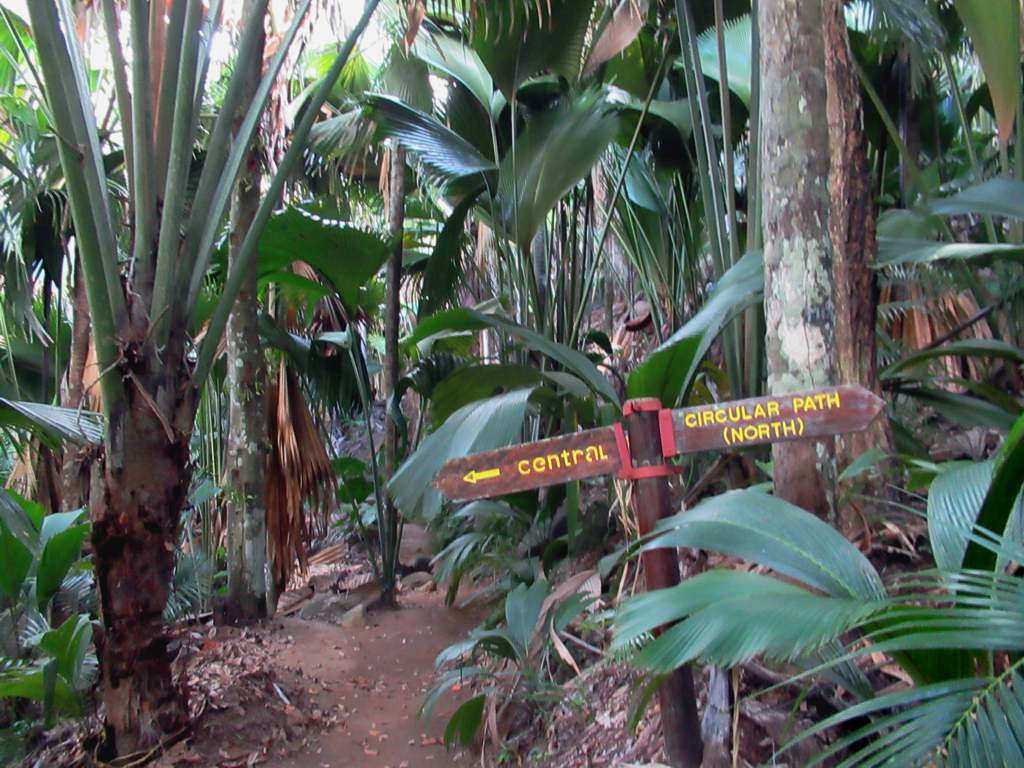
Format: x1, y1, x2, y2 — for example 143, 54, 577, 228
265, 360, 334, 593
80, 336, 104, 413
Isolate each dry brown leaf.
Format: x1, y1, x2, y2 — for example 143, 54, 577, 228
584, 0, 648, 76
549, 624, 581, 676
403, 0, 426, 51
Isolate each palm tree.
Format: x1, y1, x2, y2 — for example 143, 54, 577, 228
25, 0, 379, 753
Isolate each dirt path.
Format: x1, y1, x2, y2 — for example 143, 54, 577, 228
274, 588, 481, 768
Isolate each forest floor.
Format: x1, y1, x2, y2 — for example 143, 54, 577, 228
142, 524, 679, 768
151, 525, 484, 768
26, 516, 916, 768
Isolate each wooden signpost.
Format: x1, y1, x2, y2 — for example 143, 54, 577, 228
433, 384, 885, 768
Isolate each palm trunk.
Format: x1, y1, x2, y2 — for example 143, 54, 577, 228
382, 147, 406, 606
91, 370, 194, 755
221, 0, 269, 625
759, 0, 838, 518
824, 0, 892, 522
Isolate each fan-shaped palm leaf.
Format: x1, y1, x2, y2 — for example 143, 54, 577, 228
0, 398, 103, 446
645, 489, 887, 600
363, 94, 497, 193
496, 90, 618, 245
469, 0, 597, 99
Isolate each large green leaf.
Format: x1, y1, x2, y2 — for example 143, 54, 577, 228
614, 569, 805, 649
388, 387, 535, 520
645, 489, 886, 600
444, 694, 486, 747
413, 26, 494, 117
788, 678, 991, 768
429, 364, 543, 428
636, 588, 879, 672
626, 251, 762, 405
407, 308, 619, 404
953, 0, 1021, 144
32, 613, 93, 688
470, 0, 596, 99
899, 387, 1019, 431
496, 90, 617, 245
0, 488, 40, 552
869, 0, 946, 51
36, 515, 89, 612
257, 206, 391, 312
928, 460, 994, 572
876, 238, 1024, 267
965, 412, 1024, 571
418, 191, 482, 320
0, 398, 103, 445
505, 579, 549, 657
695, 13, 751, 105
364, 94, 497, 192
882, 339, 1024, 379
380, 44, 433, 114
0, 525, 31, 603
928, 178, 1024, 219
0, 664, 79, 714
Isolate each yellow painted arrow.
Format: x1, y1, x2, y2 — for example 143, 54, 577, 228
463, 467, 501, 484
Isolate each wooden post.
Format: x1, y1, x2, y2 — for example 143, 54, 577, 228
624, 398, 703, 768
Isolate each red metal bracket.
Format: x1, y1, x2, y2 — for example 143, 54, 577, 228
615, 399, 683, 481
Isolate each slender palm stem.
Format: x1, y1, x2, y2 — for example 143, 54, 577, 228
194, 0, 382, 388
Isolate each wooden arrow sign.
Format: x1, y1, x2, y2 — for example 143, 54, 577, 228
434, 385, 885, 501
434, 426, 622, 501
667, 384, 885, 454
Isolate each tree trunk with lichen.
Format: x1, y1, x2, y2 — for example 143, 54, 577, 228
759, 0, 837, 518
221, 0, 269, 625
823, 0, 892, 527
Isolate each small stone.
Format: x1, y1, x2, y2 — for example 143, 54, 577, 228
340, 603, 366, 629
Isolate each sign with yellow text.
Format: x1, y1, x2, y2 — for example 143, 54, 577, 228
434, 385, 884, 500
669, 385, 884, 454
434, 426, 621, 501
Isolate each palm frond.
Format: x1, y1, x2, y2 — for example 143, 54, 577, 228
364, 93, 497, 193
0, 398, 103, 445
645, 488, 887, 600
791, 664, 1024, 768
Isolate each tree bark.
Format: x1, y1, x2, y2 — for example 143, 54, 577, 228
91, 371, 193, 756
823, 0, 892, 517
221, 0, 269, 625
381, 146, 406, 605
758, 0, 838, 518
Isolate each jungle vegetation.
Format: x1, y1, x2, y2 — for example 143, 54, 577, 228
0, 0, 1023, 765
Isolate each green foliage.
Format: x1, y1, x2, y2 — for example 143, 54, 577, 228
418, 191, 483, 319
696, 13, 751, 105
952, 0, 1021, 144
363, 94, 497, 193
257, 205, 392, 314
626, 252, 763, 406
423, 570, 599, 748
615, 415, 1024, 765
0, 490, 94, 725
495, 90, 618, 245
469, 0, 597, 99
406, 308, 619, 405
389, 387, 535, 521
0, 399, 103, 447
